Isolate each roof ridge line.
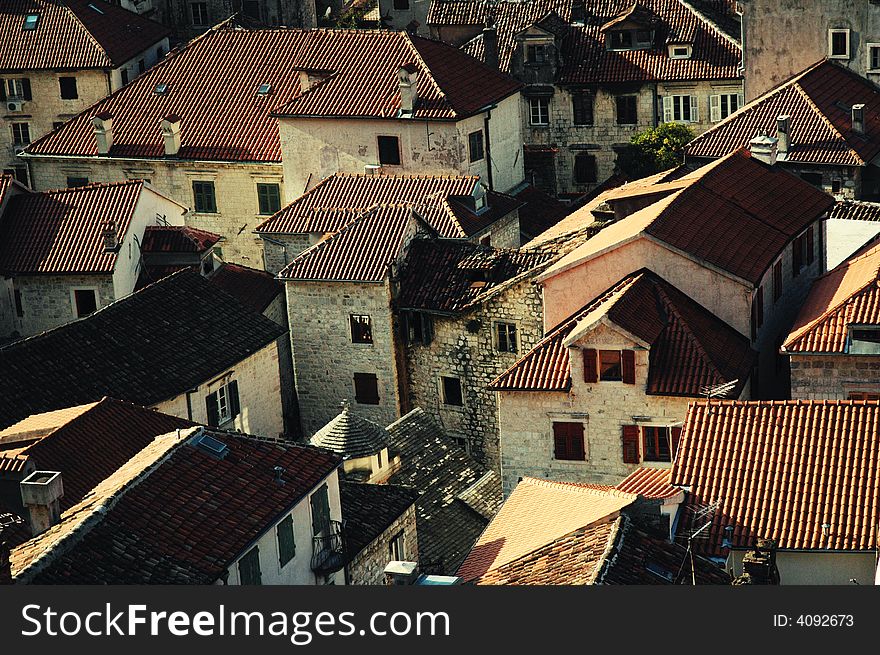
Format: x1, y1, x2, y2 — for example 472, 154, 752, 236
402, 33, 449, 107
64, 1, 113, 65
677, 0, 741, 50
590, 514, 627, 585
791, 82, 865, 165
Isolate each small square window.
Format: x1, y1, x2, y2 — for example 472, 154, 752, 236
616, 95, 637, 124
23, 14, 39, 30
73, 289, 97, 318
829, 29, 850, 58
526, 44, 546, 63
599, 350, 622, 381
59, 77, 78, 99
257, 182, 281, 215
378, 135, 401, 166
468, 130, 484, 163
389, 531, 405, 560
350, 314, 373, 344
67, 176, 89, 187
529, 97, 550, 126
441, 376, 463, 406
193, 180, 217, 213
495, 322, 517, 353
354, 373, 380, 405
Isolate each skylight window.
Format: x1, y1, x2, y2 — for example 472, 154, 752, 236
257, 83, 272, 95
154, 83, 168, 94
88, 3, 105, 13
23, 13, 39, 30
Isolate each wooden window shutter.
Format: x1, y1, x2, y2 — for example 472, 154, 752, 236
662, 95, 673, 122
228, 380, 241, 418
205, 392, 219, 427
792, 235, 803, 276
583, 348, 598, 383
709, 94, 721, 122
622, 425, 640, 464
0, 81, 6, 102
553, 424, 568, 460
21, 78, 32, 101
806, 225, 815, 264
621, 350, 636, 384
670, 426, 682, 459
689, 95, 699, 122
569, 422, 585, 460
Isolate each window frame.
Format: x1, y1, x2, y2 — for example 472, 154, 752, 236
256, 182, 281, 215
828, 28, 851, 59
525, 43, 547, 64
440, 375, 464, 407
573, 153, 598, 185
468, 129, 484, 163
599, 349, 623, 381
353, 372, 380, 405
571, 91, 594, 126
393, 0, 410, 9
192, 180, 218, 213
615, 94, 638, 125
59, 76, 78, 100
190, 1, 210, 27
350, 314, 373, 344
14, 289, 23, 318
552, 421, 586, 461
869, 43, 880, 72
11, 122, 30, 146
528, 96, 550, 126
205, 379, 240, 427
663, 94, 699, 123
66, 176, 89, 187
642, 426, 672, 462
388, 531, 406, 560
377, 135, 402, 166
310, 484, 332, 537
494, 321, 518, 353
669, 44, 692, 59
71, 287, 98, 318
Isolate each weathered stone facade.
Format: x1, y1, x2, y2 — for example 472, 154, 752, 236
262, 233, 317, 274
346, 503, 418, 585
789, 354, 880, 400
9, 274, 115, 337
154, 1, 321, 41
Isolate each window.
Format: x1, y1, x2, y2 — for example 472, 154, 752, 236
350, 314, 373, 344
609, 30, 633, 50
14, 289, 23, 318
257, 183, 281, 215
66, 176, 89, 187
529, 97, 550, 126
205, 380, 240, 426
393, 0, 410, 9
849, 391, 880, 400
138, 59, 146, 74
190, 2, 210, 26
11, 123, 30, 146
750, 286, 763, 339
310, 484, 331, 536
192, 180, 217, 213
494, 322, 517, 353
773, 260, 783, 302
480, 234, 491, 246
663, 95, 699, 123
3, 78, 32, 101
599, 350, 622, 381
238, 546, 262, 585
389, 531, 405, 560
572, 92, 593, 126
72, 289, 97, 317
441, 376, 463, 406
121, 69, 129, 86
832, 179, 842, 194
525, 44, 546, 63
800, 172, 823, 188
869, 44, 880, 72
157, 46, 165, 59
377, 135, 401, 166
792, 226, 814, 277
616, 95, 637, 124
710, 93, 742, 122
669, 44, 692, 59
354, 372, 380, 405
400, 311, 433, 345
623, 425, 681, 464
23, 13, 39, 30
573, 154, 597, 184
642, 426, 672, 462
468, 130, 484, 163
583, 348, 635, 384
829, 29, 850, 59
4, 166, 28, 185
52, 121, 65, 131
553, 422, 585, 461
277, 515, 296, 567
849, 327, 880, 354
59, 77, 78, 99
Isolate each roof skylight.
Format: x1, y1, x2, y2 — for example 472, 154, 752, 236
23, 13, 39, 30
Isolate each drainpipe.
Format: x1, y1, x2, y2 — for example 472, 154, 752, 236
480, 104, 497, 191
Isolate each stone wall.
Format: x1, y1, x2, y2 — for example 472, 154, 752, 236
789, 354, 880, 399
261, 233, 316, 274
472, 209, 521, 249
346, 503, 418, 586
8, 274, 115, 338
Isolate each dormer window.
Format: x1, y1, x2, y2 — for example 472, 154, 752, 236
525, 44, 547, 64
849, 326, 880, 354
669, 44, 692, 59
608, 29, 652, 51
23, 13, 39, 30
609, 31, 633, 50
473, 183, 487, 211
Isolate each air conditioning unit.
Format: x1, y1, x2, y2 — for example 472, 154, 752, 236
364, 164, 383, 176
7, 101, 24, 113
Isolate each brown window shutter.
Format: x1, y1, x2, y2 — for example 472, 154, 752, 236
570, 422, 585, 460
552, 422, 568, 460
583, 348, 598, 383
806, 225, 815, 264
622, 425, 640, 464
670, 426, 682, 459
621, 350, 636, 384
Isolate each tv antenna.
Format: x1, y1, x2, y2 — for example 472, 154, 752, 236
700, 379, 738, 400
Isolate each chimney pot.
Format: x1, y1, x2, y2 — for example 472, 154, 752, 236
776, 115, 791, 155
483, 23, 499, 69
160, 115, 182, 156
852, 103, 866, 134
398, 65, 420, 116
20, 470, 63, 537
749, 134, 778, 166
91, 113, 114, 155
102, 220, 119, 253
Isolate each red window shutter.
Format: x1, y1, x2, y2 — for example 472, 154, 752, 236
621, 350, 636, 384
622, 425, 640, 464
553, 429, 567, 460
670, 426, 682, 459
806, 225, 815, 264
583, 348, 598, 383
569, 422, 585, 460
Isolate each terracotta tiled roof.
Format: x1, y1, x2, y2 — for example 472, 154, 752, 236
783, 240, 880, 353
207, 263, 282, 314
277, 205, 412, 282
141, 225, 221, 254
0, 0, 170, 71
492, 269, 755, 396
687, 60, 880, 166
0, 181, 147, 275
672, 400, 880, 554
829, 200, 880, 223
512, 184, 572, 239
256, 173, 519, 239
616, 467, 681, 500
310, 403, 390, 458
457, 476, 637, 582
27, 25, 520, 163
384, 408, 500, 574
396, 238, 557, 314
542, 149, 835, 285
340, 482, 418, 558
0, 174, 15, 206
0, 269, 286, 431
12, 430, 343, 583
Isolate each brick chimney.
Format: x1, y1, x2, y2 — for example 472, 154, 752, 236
483, 23, 499, 69
160, 115, 182, 156
102, 220, 120, 253
852, 103, 865, 134
749, 134, 778, 166
776, 115, 791, 157
91, 112, 114, 154
20, 471, 63, 537
739, 538, 780, 585
398, 64, 420, 115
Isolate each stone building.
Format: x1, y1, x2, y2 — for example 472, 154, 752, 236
0, 178, 187, 340
783, 238, 880, 401
151, 0, 327, 40
428, 0, 743, 197
824, 200, 880, 270
491, 269, 754, 493
686, 60, 880, 200
0, 0, 170, 185
22, 20, 524, 266
255, 173, 524, 273
536, 147, 835, 399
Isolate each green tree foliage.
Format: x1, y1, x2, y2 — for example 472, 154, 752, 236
616, 123, 695, 179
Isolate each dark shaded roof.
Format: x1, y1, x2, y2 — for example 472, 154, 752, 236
12, 430, 342, 583
207, 263, 283, 314
513, 184, 573, 240
340, 482, 418, 557
396, 238, 557, 313
27, 25, 520, 162
492, 269, 755, 396
0, 0, 170, 71
384, 408, 501, 574
829, 200, 880, 223
0, 181, 147, 275
686, 60, 880, 166
255, 173, 520, 239
310, 403, 390, 458
672, 400, 880, 556
141, 225, 221, 254
0, 269, 286, 431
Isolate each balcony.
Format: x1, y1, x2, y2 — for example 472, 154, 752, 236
311, 520, 346, 574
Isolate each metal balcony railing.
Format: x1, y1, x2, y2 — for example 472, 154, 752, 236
311, 520, 346, 574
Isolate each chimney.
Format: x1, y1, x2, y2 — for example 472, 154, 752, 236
483, 23, 499, 69
102, 220, 119, 253
273, 466, 285, 484
776, 115, 791, 156
160, 115, 182, 156
749, 134, 778, 166
20, 471, 64, 537
91, 112, 114, 154
852, 103, 865, 134
398, 64, 419, 116
384, 560, 420, 585
739, 538, 780, 585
